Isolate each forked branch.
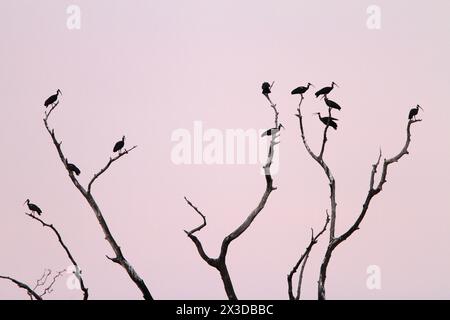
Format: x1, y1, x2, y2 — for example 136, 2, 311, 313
43, 100, 152, 300
287, 212, 330, 300
184, 85, 281, 300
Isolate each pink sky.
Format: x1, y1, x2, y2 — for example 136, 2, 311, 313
1, 0, 450, 299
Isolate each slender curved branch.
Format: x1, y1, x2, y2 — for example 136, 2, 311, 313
0, 276, 42, 300
335, 119, 421, 245
43, 101, 153, 300
296, 98, 337, 241
184, 85, 280, 300
287, 212, 329, 300
88, 146, 137, 193
25, 213, 89, 300
184, 197, 207, 236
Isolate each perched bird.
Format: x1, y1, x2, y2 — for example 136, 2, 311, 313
291, 83, 314, 98
314, 112, 338, 130
315, 82, 338, 98
408, 104, 423, 120
324, 97, 341, 110
261, 81, 275, 105
113, 136, 126, 153
262, 82, 272, 95
65, 159, 81, 176
261, 124, 285, 137
44, 89, 62, 108
24, 199, 42, 216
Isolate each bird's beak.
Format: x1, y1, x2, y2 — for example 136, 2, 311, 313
418, 105, 424, 111
334, 83, 339, 88
23, 200, 27, 205
280, 124, 285, 129
310, 83, 315, 88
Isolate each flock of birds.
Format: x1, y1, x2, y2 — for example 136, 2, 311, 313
261, 81, 423, 135
23, 91, 130, 217
25, 86, 423, 217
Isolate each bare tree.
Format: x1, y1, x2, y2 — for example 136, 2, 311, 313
295, 93, 421, 300
184, 83, 280, 300
43, 102, 153, 300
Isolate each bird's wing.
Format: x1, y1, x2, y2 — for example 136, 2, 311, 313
291, 87, 301, 94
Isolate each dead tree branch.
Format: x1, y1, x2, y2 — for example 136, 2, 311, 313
183, 85, 281, 300
25, 213, 89, 300
287, 212, 329, 300
296, 93, 421, 299
0, 276, 42, 300
43, 100, 153, 300
317, 119, 421, 299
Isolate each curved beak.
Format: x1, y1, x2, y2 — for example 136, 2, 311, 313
309, 83, 315, 88
334, 82, 339, 88
280, 124, 285, 130
418, 105, 424, 111
23, 200, 28, 205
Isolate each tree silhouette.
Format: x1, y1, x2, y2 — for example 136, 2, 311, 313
43, 100, 152, 299
183, 82, 281, 300
294, 88, 421, 300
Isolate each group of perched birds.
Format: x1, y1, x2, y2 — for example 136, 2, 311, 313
261, 81, 423, 135
25, 92, 132, 217
261, 81, 342, 135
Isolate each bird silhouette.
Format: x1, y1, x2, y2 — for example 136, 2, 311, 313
113, 136, 126, 153
324, 97, 341, 110
66, 159, 81, 176
24, 199, 42, 216
261, 81, 276, 105
44, 89, 62, 108
261, 124, 285, 137
314, 112, 338, 130
291, 83, 314, 98
315, 82, 338, 98
408, 105, 423, 120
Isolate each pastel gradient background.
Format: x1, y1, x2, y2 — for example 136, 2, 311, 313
1, 0, 449, 299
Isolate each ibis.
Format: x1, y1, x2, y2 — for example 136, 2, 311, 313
314, 112, 338, 130
291, 83, 314, 98
262, 82, 272, 95
408, 105, 423, 120
261, 124, 285, 137
66, 159, 81, 176
324, 97, 341, 110
113, 136, 125, 153
24, 199, 42, 216
315, 82, 338, 98
261, 81, 275, 105
44, 89, 62, 108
